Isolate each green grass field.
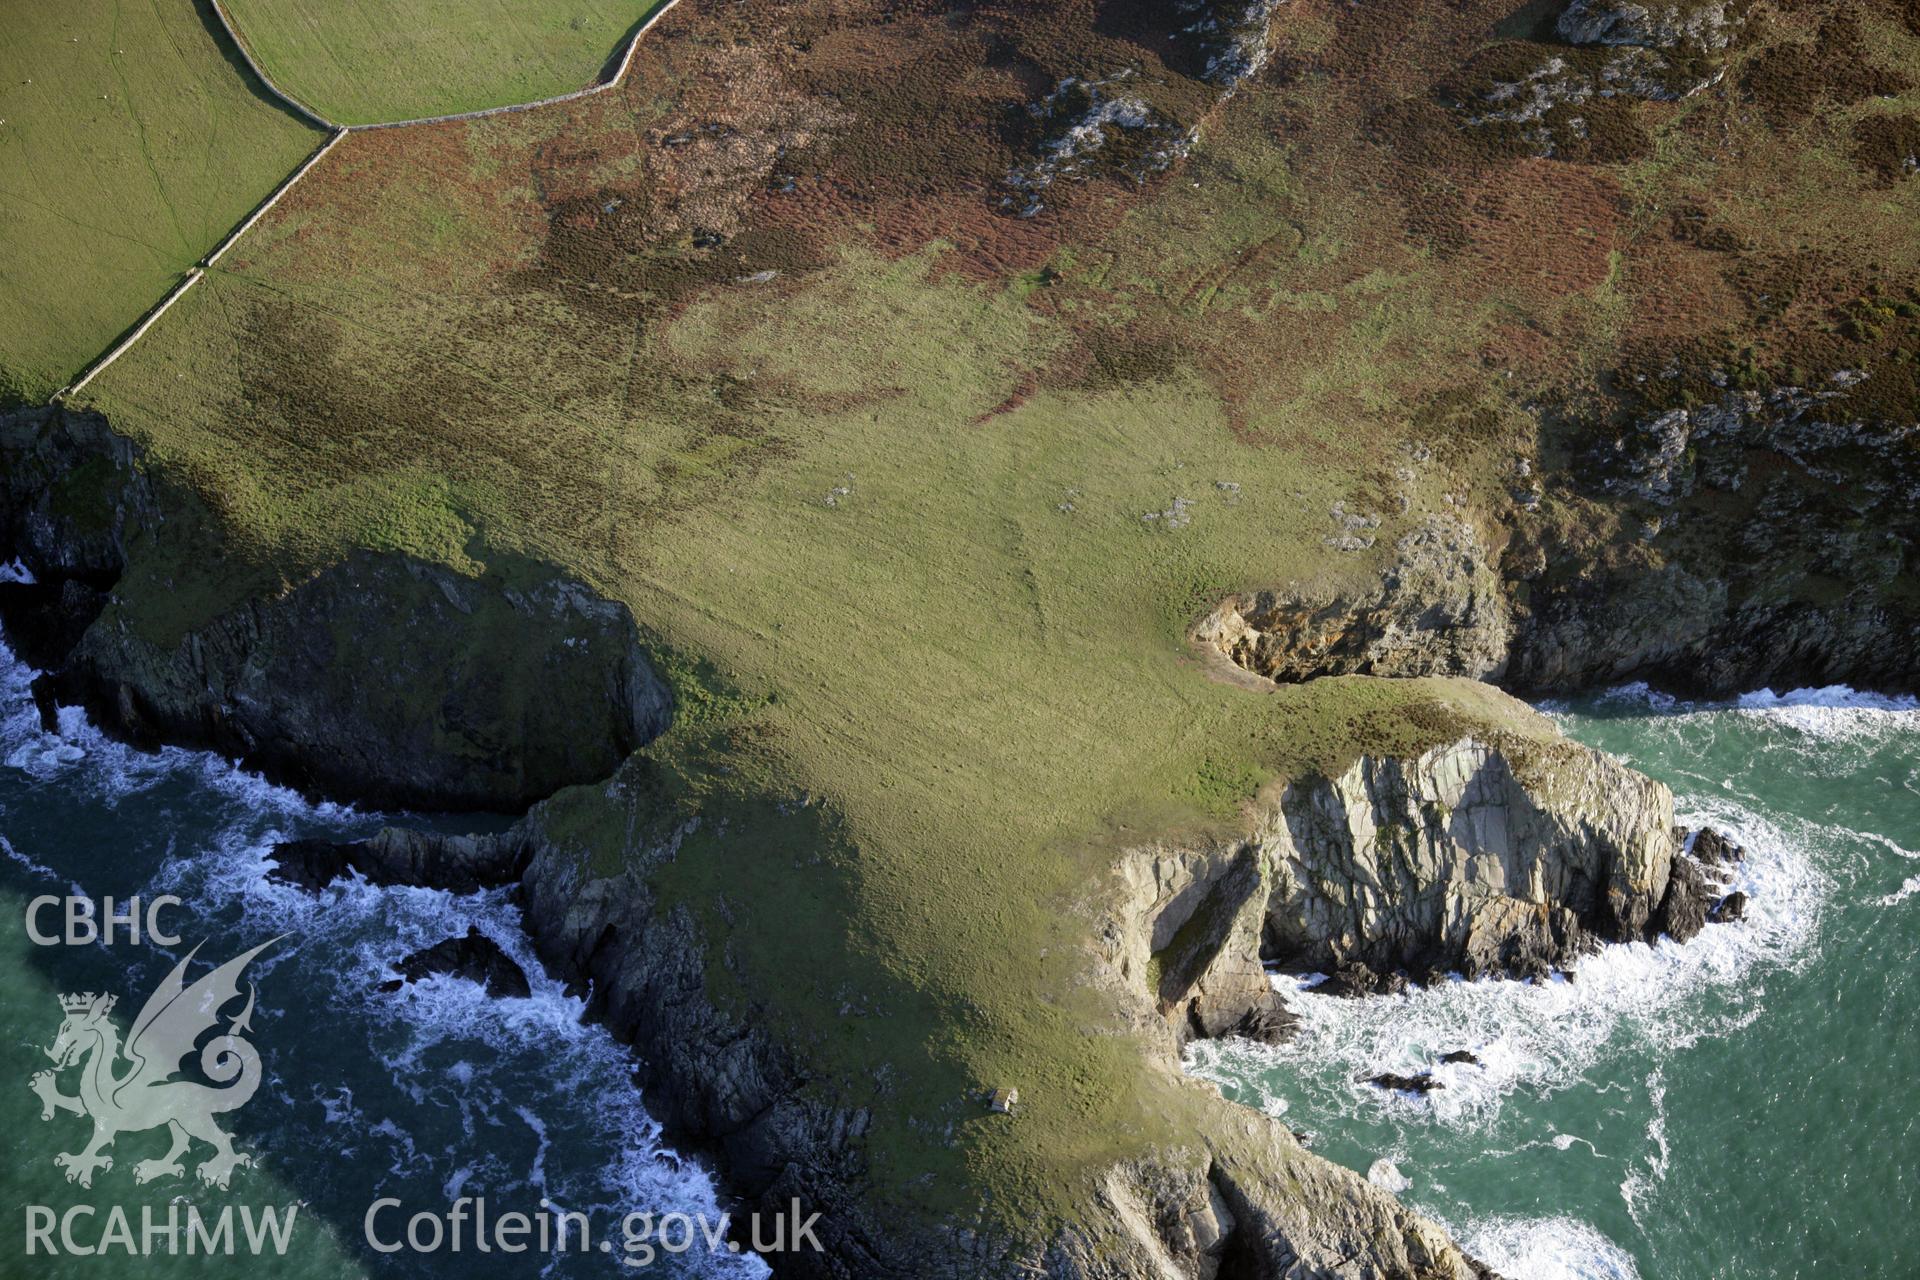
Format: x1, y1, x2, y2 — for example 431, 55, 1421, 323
0, 0, 323, 405
219, 0, 668, 123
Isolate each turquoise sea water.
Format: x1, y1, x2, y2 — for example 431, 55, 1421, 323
0, 638, 766, 1278
1188, 686, 1920, 1278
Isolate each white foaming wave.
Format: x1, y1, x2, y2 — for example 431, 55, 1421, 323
1733, 686, 1920, 742
1735, 685, 1919, 713
1187, 798, 1823, 1134
1879, 875, 1920, 907
0, 637, 765, 1274
1367, 1157, 1411, 1192
1457, 1214, 1642, 1280
155, 831, 767, 1275
0, 638, 353, 819
1572, 682, 1919, 746
1590, 682, 1680, 713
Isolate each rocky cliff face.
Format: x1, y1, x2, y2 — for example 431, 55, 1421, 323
1202, 371, 1919, 701
508, 766, 1493, 1280
1262, 736, 1676, 981
1196, 515, 1512, 685
1112, 731, 1683, 1035
1505, 376, 1920, 696
0, 403, 1508, 1280
1104, 839, 1296, 1046
0, 405, 672, 809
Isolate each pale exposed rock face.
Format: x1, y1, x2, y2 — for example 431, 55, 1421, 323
1045, 1122, 1488, 1280
1109, 733, 1678, 1038
517, 771, 1489, 1280
1198, 515, 1510, 684
1105, 839, 1295, 1046
1262, 737, 1677, 979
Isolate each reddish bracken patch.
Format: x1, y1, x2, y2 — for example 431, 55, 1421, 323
1461, 161, 1626, 308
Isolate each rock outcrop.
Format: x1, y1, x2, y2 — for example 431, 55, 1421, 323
1198, 515, 1511, 684
1507, 378, 1920, 696
1557, 0, 1741, 53
378, 926, 532, 999
1262, 736, 1675, 981
0, 404, 673, 810
1108, 730, 1753, 1056
515, 763, 1495, 1279
268, 827, 526, 893
1105, 839, 1297, 1047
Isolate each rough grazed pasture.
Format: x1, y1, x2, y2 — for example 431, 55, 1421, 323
42, 0, 1920, 1241
219, 0, 669, 123
0, 0, 322, 405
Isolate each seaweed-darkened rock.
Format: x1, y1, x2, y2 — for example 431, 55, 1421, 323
378, 926, 531, 999
267, 828, 526, 893
1691, 826, 1744, 867
1653, 852, 1710, 943
1367, 1072, 1443, 1095
1708, 890, 1749, 924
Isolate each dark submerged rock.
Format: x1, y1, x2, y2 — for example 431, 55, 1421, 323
1439, 1050, 1480, 1065
1367, 1072, 1443, 1095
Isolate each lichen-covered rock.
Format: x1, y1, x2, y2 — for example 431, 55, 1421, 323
1199, 515, 1511, 684
1558, 0, 1741, 53
1105, 839, 1294, 1046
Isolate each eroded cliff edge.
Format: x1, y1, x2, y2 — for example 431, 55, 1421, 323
1102, 724, 1719, 1055
0, 406, 670, 809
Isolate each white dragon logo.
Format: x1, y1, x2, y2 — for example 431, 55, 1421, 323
29, 939, 280, 1189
